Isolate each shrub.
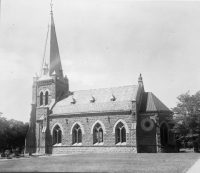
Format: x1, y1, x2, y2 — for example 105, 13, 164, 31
1, 153, 5, 158
5, 150, 11, 157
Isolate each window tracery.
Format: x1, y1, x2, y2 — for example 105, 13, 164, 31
53, 125, 62, 145
72, 124, 82, 145
93, 123, 103, 144
115, 122, 126, 144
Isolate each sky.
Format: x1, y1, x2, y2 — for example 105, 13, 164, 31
1, 0, 200, 122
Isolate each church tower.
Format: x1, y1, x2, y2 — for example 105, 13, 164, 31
25, 2, 69, 154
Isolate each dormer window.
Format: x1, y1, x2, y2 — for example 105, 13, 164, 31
110, 94, 116, 101
71, 96, 76, 104
45, 91, 49, 105
90, 96, 95, 103
40, 92, 43, 106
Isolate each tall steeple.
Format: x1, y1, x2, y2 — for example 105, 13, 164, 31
40, 0, 63, 79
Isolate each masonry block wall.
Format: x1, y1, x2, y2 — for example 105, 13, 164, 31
158, 113, 175, 153
56, 80, 69, 98
25, 104, 37, 153
25, 80, 37, 154
137, 114, 157, 153
159, 113, 175, 144
35, 108, 49, 153
37, 84, 54, 107
36, 112, 137, 154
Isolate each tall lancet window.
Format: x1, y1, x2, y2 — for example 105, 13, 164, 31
93, 123, 103, 144
40, 92, 43, 106
72, 124, 82, 145
160, 122, 168, 146
45, 91, 49, 106
115, 122, 126, 144
53, 125, 62, 145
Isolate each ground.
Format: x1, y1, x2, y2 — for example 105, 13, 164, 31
0, 152, 199, 172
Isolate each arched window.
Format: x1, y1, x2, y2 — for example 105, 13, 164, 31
115, 122, 126, 144
53, 125, 62, 145
93, 123, 103, 144
160, 123, 168, 146
72, 124, 82, 144
40, 92, 43, 106
45, 91, 48, 105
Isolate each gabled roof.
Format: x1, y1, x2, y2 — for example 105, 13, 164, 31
52, 85, 139, 115
139, 92, 171, 113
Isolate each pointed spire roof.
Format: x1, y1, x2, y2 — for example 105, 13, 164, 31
40, 3, 63, 79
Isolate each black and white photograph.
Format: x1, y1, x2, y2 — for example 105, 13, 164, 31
0, 0, 200, 172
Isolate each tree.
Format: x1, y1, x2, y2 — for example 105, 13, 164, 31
0, 114, 9, 150
171, 91, 200, 143
0, 114, 29, 152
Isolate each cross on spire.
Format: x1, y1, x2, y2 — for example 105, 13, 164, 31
50, 0, 53, 13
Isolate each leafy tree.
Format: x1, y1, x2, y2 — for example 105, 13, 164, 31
0, 114, 29, 152
171, 91, 200, 143
0, 115, 9, 150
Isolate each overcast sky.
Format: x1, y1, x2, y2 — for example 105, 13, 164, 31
1, 0, 200, 122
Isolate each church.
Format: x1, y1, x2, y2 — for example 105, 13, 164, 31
25, 5, 175, 154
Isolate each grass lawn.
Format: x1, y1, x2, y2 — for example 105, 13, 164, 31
0, 152, 199, 172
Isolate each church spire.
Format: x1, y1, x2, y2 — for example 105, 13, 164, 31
40, 0, 63, 79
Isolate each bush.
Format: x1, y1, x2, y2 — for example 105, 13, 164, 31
1, 152, 6, 158
187, 142, 193, 149
5, 150, 11, 157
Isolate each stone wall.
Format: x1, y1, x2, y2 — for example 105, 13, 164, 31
36, 107, 48, 120
36, 84, 54, 107
25, 104, 37, 154
137, 112, 175, 153
158, 113, 176, 152
137, 114, 157, 153
159, 113, 175, 145
36, 112, 137, 154
35, 146, 136, 154
52, 146, 137, 154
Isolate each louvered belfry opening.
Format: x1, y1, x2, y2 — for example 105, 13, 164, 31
40, 92, 43, 106
45, 91, 49, 105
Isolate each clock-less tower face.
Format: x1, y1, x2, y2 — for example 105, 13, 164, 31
141, 118, 154, 131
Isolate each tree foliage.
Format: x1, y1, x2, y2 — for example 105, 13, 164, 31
0, 115, 29, 152
171, 91, 200, 141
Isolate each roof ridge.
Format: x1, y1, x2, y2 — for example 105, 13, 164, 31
58, 100, 132, 106
70, 85, 138, 93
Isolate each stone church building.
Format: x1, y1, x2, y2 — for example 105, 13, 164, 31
25, 7, 175, 154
